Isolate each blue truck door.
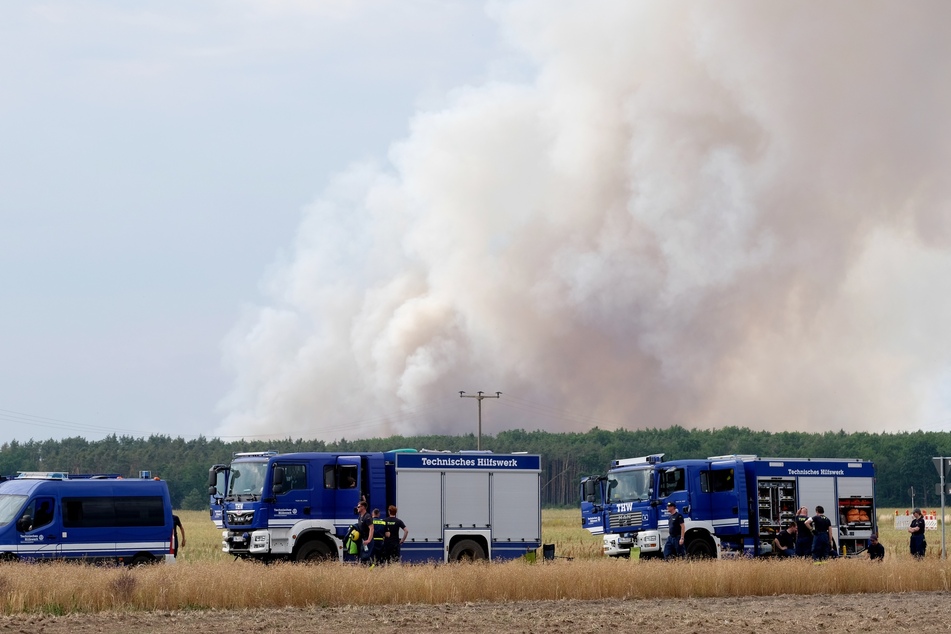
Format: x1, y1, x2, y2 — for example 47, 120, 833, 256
269, 461, 311, 526
17, 495, 60, 559
580, 476, 605, 534
707, 459, 745, 537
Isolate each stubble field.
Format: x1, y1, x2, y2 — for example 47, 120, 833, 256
1, 509, 950, 633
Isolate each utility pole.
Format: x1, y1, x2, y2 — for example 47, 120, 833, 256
459, 391, 501, 451
933, 457, 951, 559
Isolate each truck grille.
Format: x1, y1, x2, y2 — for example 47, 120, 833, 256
609, 512, 643, 529
227, 510, 255, 526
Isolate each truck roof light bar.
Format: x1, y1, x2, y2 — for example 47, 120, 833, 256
612, 454, 664, 468
16, 471, 68, 480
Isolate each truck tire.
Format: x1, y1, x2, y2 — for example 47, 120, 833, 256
130, 553, 156, 566
448, 539, 486, 561
295, 540, 333, 562
685, 536, 716, 559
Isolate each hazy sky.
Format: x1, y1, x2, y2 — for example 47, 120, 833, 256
3, 1, 950, 448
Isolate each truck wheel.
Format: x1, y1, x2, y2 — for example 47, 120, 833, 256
685, 537, 716, 559
295, 540, 333, 562
449, 539, 486, 561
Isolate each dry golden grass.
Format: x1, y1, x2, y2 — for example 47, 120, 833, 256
0, 508, 949, 615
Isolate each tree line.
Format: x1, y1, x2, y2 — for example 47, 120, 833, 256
1, 426, 948, 510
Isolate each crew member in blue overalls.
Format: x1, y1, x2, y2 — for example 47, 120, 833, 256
664, 502, 686, 560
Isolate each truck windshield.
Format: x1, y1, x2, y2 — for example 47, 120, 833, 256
606, 468, 652, 503
228, 462, 267, 500
0, 494, 27, 526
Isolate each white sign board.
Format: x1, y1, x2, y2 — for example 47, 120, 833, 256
894, 515, 938, 530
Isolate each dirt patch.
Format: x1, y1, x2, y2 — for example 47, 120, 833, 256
0, 592, 946, 633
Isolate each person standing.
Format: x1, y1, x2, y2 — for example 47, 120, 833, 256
794, 506, 813, 557
664, 502, 686, 560
866, 534, 885, 561
772, 523, 797, 558
372, 508, 387, 564
172, 514, 186, 557
382, 504, 408, 564
909, 508, 926, 559
806, 505, 833, 561
355, 501, 374, 565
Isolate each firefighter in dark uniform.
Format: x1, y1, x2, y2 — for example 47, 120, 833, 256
909, 508, 926, 559
866, 534, 885, 560
664, 502, 686, 559
806, 505, 833, 561
794, 506, 813, 557
372, 508, 387, 564
383, 504, 409, 564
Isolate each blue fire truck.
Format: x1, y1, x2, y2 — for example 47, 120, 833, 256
210, 449, 542, 562
581, 454, 876, 558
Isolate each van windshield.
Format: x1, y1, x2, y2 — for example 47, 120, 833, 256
228, 461, 267, 500
0, 494, 27, 526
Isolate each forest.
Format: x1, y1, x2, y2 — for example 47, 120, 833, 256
0, 426, 948, 510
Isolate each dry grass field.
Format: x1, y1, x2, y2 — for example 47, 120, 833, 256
1, 509, 951, 632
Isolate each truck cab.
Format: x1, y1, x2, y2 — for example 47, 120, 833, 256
215, 451, 389, 562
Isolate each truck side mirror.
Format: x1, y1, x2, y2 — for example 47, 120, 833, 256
582, 479, 600, 503
272, 467, 286, 494
208, 485, 218, 496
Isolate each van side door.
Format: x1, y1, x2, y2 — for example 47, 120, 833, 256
17, 496, 60, 558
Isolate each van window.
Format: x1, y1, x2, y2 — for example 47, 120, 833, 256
63, 496, 165, 528
21, 496, 55, 531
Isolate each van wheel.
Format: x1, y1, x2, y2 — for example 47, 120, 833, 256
130, 553, 155, 566
295, 540, 333, 562
449, 539, 486, 561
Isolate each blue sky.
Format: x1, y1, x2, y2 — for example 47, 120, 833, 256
3, 1, 951, 447
0, 1, 517, 444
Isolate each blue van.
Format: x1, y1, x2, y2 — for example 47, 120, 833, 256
0, 473, 175, 564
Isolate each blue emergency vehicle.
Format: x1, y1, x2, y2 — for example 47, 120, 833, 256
581, 454, 876, 558
0, 472, 176, 564
211, 449, 542, 562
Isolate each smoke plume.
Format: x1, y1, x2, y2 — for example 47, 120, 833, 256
216, 1, 951, 441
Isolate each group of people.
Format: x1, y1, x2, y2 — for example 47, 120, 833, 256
771, 505, 930, 561
772, 505, 876, 560
353, 501, 409, 566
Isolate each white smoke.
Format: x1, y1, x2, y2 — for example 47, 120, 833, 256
216, 0, 951, 441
